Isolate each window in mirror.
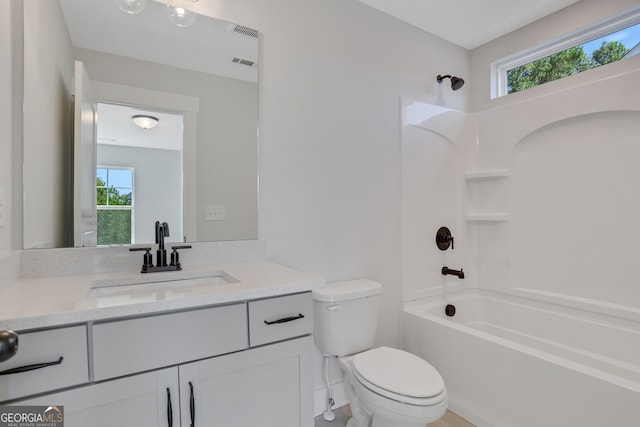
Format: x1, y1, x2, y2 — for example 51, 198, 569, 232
97, 167, 134, 245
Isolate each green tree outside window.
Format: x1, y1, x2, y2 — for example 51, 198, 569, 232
507, 40, 631, 95
97, 168, 133, 245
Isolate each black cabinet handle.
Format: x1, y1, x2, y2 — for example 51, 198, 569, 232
0, 356, 63, 375
263, 313, 305, 325
189, 381, 195, 427
166, 388, 173, 427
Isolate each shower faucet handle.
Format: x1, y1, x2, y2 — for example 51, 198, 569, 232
436, 226, 454, 250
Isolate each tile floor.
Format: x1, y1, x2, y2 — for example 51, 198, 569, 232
314, 405, 475, 427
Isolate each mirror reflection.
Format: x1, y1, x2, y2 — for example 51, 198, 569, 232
97, 103, 184, 245
22, 0, 259, 249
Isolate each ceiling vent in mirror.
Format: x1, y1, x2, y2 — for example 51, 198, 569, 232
232, 57, 256, 67
232, 25, 259, 39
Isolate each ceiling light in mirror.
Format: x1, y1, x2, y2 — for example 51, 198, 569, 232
132, 115, 159, 129
114, 0, 147, 14
167, 4, 197, 27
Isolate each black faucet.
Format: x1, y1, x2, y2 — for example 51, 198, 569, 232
156, 221, 170, 268
442, 266, 464, 279
129, 221, 191, 273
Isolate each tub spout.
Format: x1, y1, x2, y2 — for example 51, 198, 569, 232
442, 266, 464, 279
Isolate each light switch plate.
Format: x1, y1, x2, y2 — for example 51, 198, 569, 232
205, 205, 225, 221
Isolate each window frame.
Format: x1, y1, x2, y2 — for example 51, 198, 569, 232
96, 166, 135, 245
491, 7, 640, 99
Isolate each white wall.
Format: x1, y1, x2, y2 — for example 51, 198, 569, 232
22, 0, 75, 249
0, 1, 13, 253
0, 0, 23, 253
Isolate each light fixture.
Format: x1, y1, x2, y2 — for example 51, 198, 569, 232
132, 115, 159, 129
166, 3, 197, 28
114, 0, 147, 14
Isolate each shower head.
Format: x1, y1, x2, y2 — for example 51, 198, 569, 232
437, 74, 465, 90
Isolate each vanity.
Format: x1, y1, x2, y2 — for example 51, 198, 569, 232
0, 249, 321, 427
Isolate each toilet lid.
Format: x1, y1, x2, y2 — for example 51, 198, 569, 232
352, 347, 444, 399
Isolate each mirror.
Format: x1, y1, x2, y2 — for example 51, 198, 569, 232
22, 0, 259, 249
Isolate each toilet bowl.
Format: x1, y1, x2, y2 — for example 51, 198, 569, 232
339, 347, 447, 427
313, 280, 447, 427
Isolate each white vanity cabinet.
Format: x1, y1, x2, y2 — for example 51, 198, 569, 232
9, 292, 314, 427
22, 335, 313, 427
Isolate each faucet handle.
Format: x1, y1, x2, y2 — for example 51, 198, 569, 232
129, 247, 153, 272
436, 226, 454, 250
129, 247, 152, 252
171, 245, 192, 250
170, 245, 191, 269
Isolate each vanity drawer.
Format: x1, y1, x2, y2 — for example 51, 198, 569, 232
249, 292, 313, 347
0, 325, 89, 402
92, 303, 247, 381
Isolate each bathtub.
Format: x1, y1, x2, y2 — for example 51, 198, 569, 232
402, 289, 640, 427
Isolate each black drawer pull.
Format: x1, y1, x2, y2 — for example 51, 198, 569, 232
264, 313, 305, 325
0, 356, 64, 375
189, 381, 195, 427
166, 388, 173, 427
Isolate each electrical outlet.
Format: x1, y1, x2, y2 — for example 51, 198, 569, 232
205, 205, 226, 221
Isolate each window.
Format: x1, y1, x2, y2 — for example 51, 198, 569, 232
493, 9, 640, 98
97, 167, 134, 245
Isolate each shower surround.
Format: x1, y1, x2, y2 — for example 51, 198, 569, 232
400, 66, 640, 426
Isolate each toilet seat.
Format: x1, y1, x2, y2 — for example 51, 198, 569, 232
352, 346, 445, 406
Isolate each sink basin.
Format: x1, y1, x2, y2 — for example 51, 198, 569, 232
89, 270, 238, 296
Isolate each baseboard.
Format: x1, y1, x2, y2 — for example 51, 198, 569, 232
314, 380, 349, 417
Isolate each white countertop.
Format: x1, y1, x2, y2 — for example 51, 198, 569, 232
0, 261, 324, 331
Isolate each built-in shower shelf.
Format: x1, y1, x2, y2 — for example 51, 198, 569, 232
465, 213, 510, 222
464, 169, 510, 181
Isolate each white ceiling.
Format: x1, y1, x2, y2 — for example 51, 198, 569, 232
98, 103, 184, 151
357, 0, 581, 50
58, 0, 259, 82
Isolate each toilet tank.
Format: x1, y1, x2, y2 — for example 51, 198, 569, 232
312, 279, 382, 356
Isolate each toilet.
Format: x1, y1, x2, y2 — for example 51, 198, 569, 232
313, 279, 447, 427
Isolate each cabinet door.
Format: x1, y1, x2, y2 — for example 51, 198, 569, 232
18, 367, 179, 427
179, 336, 314, 427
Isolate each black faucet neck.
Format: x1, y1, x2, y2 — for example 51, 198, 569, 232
156, 221, 170, 250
